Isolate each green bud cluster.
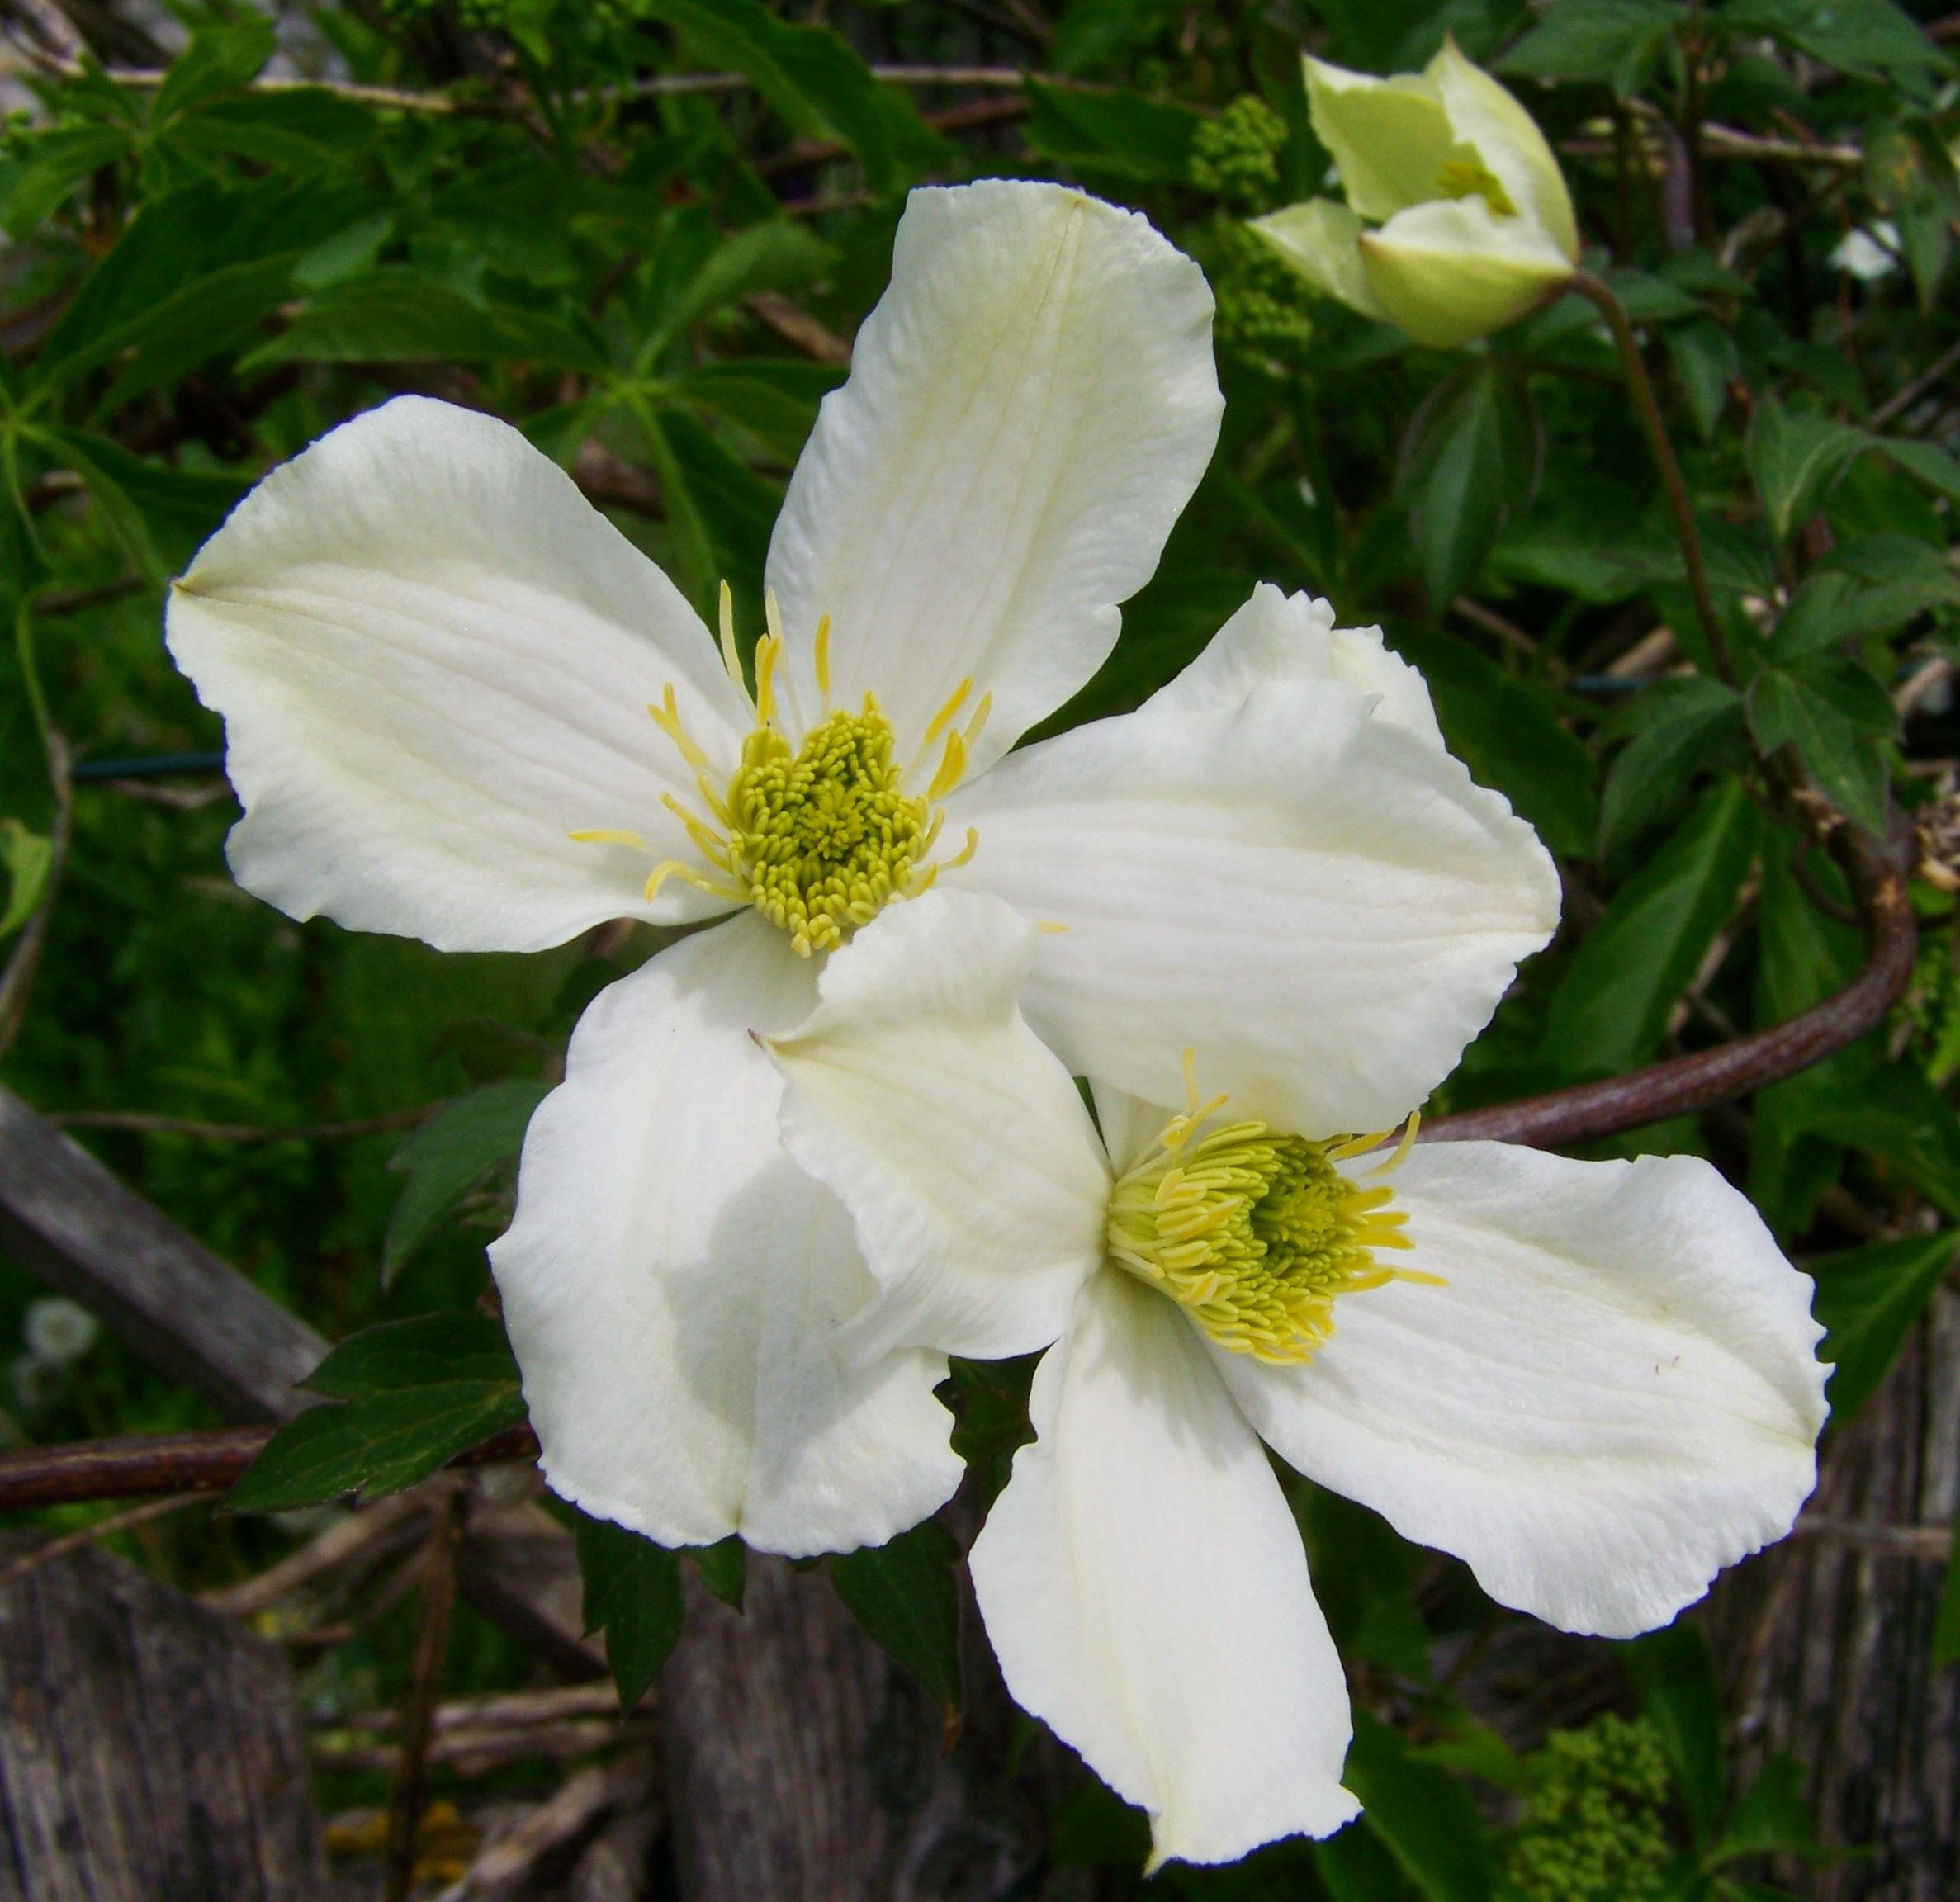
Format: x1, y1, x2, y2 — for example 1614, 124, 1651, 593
1189, 96, 1288, 212
1502, 1715, 1674, 1902
1210, 218, 1316, 370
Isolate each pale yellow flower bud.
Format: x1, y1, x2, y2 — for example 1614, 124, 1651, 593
1252, 38, 1579, 348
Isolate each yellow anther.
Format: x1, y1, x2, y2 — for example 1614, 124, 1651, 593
1105, 1068, 1432, 1365
717, 580, 743, 698
942, 827, 980, 872
962, 691, 992, 754
755, 635, 782, 727
920, 677, 973, 751
1035, 920, 1070, 934
814, 615, 833, 706
648, 685, 717, 779
644, 859, 741, 906
926, 731, 968, 803
568, 829, 651, 849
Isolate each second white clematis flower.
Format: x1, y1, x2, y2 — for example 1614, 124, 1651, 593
167, 178, 1554, 1559
768, 892, 1828, 1868
1254, 40, 1579, 347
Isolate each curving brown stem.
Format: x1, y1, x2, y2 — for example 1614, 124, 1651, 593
1426, 829, 1916, 1148
1570, 267, 1736, 686
0, 1422, 540, 1510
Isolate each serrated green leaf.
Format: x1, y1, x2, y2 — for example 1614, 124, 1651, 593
0, 125, 132, 240
1725, 0, 1948, 86
1024, 80, 1202, 182
228, 1377, 525, 1512
244, 270, 604, 374
1543, 779, 1759, 1074
302, 1312, 521, 1402
1746, 399, 1872, 542
0, 820, 53, 937
575, 1512, 684, 1708
384, 1079, 550, 1281
1775, 536, 1960, 658
1807, 1229, 1957, 1426
831, 1518, 962, 1717
1745, 666, 1891, 834
1599, 676, 1746, 855
641, 219, 836, 365
149, 18, 277, 124
168, 90, 380, 171
1499, 0, 1683, 96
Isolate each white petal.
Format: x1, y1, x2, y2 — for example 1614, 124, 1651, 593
1250, 198, 1385, 321
970, 1271, 1358, 1867
945, 679, 1560, 1138
1360, 197, 1574, 348
1143, 582, 1444, 747
765, 181, 1221, 772
1303, 54, 1465, 224
168, 396, 753, 953
1215, 1143, 1829, 1639
769, 892, 1109, 1363
1427, 38, 1579, 261
488, 911, 961, 1557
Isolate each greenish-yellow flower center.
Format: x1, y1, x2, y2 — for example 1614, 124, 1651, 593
727, 699, 933, 958
1435, 155, 1516, 218
1106, 1098, 1432, 1364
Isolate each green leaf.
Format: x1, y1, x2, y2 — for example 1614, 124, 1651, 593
1882, 436, 1960, 504
1385, 626, 1596, 859
575, 1512, 684, 1709
1799, 1061, 1960, 1223
1499, 0, 1683, 96
687, 1536, 747, 1610
149, 18, 277, 123
37, 427, 247, 577
1745, 665, 1891, 835
1808, 1229, 1957, 1426
1746, 399, 1872, 542
1346, 1711, 1492, 1902
1024, 80, 1202, 182
1665, 320, 1739, 441
244, 271, 604, 373
670, 362, 841, 461
1399, 367, 1536, 609
1623, 1620, 1723, 1843
830, 1518, 963, 1719
0, 125, 132, 240
640, 219, 836, 364
1774, 535, 1960, 658
1724, 0, 1948, 87
1598, 676, 1746, 856
302, 1311, 521, 1401
168, 90, 380, 172
637, 0, 944, 193
1714, 1754, 1815, 1863
0, 820, 53, 937
384, 1079, 550, 1282
1541, 779, 1759, 1075
227, 1313, 525, 1514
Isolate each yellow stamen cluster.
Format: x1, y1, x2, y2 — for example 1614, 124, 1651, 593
1106, 1070, 1437, 1365
727, 700, 931, 957
1435, 156, 1517, 217
570, 584, 984, 957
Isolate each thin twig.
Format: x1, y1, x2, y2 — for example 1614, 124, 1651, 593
1427, 828, 1915, 1147
50, 1104, 435, 1143
1870, 334, 1960, 431
1571, 269, 1735, 686
385, 1490, 466, 1902
0, 1494, 203, 1591
0, 1422, 541, 1508
203, 1486, 443, 1617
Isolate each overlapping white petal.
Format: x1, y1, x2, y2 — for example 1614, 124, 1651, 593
167, 396, 752, 952
1214, 1141, 1829, 1638
1360, 197, 1576, 349
769, 893, 1108, 1364
1426, 38, 1578, 258
488, 911, 962, 1558
970, 1271, 1358, 1868
946, 670, 1559, 1136
765, 180, 1223, 770
1142, 583, 1444, 747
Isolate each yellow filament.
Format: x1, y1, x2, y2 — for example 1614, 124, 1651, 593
568, 829, 650, 849
926, 731, 968, 803
717, 580, 743, 698
754, 635, 782, 726
814, 615, 833, 706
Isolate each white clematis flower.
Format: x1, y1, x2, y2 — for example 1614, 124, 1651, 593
1254, 40, 1579, 348
166, 177, 1553, 1559
768, 892, 1829, 1868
